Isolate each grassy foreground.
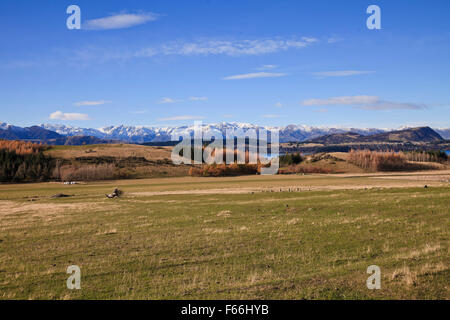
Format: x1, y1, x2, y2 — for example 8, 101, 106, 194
0, 174, 448, 299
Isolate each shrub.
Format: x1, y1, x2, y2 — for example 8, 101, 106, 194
280, 153, 304, 166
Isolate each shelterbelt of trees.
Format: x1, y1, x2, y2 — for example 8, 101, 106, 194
0, 140, 54, 182
348, 149, 448, 172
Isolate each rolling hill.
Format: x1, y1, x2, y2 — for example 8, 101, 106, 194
306, 127, 444, 144
0, 123, 118, 145
365, 126, 444, 143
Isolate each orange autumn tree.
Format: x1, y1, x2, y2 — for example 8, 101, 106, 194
0, 140, 45, 155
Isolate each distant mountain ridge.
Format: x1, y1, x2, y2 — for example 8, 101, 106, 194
306, 127, 444, 144
1, 121, 449, 145
40, 123, 450, 143
39, 123, 391, 143
366, 126, 443, 143
435, 128, 450, 139
0, 123, 118, 145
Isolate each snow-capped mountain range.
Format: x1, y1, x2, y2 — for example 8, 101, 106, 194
38, 122, 450, 143
38, 123, 386, 143
1, 121, 449, 143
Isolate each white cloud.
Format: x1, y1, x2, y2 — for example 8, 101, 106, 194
189, 96, 208, 101
159, 97, 177, 104
302, 95, 379, 106
301, 95, 427, 110
257, 64, 278, 70
159, 97, 208, 103
3, 35, 326, 69
361, 102, 427, 110
223, 72, 287, 80
49, 111, 90, 121
136, 37, 318, 57
157, 115, 205, 121
74, 100, 110, 106
302, 36, 318, 43
275, 102, 283, 108
83, 12, 158, 30
312, 70, 375, 78
50, 36, 324, 66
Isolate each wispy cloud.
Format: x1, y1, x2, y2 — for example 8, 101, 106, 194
83, 12, 159, 30
301, 95, 427, 110
159, 96, 207, 103
275, 102, 283, 108
311, 70, 375, 78
157, 115, 205, 121
361, 102, 427, 110
223, 72, 287, 80
49, 111, 90, 121
301, 37, 318, 43
74, 100, 110, 106
257, 64, 278, 71
159, 97, 177, 104
189, 96, 208, 101
136, 37, 319, 57
302, 96, 379, 106
3, 35, 325, 69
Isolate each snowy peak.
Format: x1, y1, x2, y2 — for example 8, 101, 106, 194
41, 124, 105, 138
39, 122, 391, 143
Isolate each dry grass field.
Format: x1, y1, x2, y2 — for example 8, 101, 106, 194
45, 144, 173, 161
0, 172, 449, 299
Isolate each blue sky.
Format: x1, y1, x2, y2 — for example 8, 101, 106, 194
0, 0, 449, 128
